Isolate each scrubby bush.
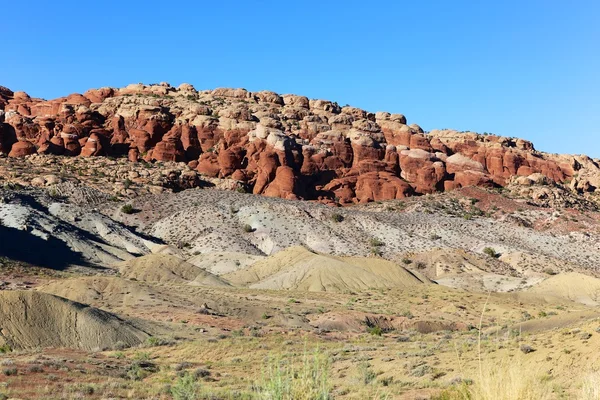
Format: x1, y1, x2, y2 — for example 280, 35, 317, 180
121, 204, 135, 214
331, 213, 344, 222
369, 238, 385, 247
483, 247, 499, 258
243, 224, 255, 233
367, 326, 383, 336
171, 372, 199, 400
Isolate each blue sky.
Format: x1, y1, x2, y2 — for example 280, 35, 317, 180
2, 1, 599, 157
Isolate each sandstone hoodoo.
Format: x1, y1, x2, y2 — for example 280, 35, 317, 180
1, 82, 599, 204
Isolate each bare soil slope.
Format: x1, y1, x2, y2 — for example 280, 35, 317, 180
116, 253, 230, 287
224, 246, 424, 292
0, 291, 148, 350
527, 272, 600, 306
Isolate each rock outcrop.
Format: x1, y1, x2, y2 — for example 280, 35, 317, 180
1, 82, 598, 204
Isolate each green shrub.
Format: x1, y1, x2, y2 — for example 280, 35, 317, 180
121, 204, 135, 214
483, 247, 499, 258
171, 372, 199, 400
331, 213, 344, 223
358, 362, 376, 385
243, 224, 255, 233
367, 326, 383, 336
369, 238, 385, 247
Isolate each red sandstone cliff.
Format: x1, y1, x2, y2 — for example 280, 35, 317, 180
1, 83, 598, 204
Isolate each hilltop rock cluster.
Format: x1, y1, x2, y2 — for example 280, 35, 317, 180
1, 83, 599, 204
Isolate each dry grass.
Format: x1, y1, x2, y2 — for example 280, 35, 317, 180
256, 348, 331, 400
580, 370, 600, 400
469, 357, 550, 400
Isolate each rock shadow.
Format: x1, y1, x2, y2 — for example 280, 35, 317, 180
0, 225, 90, 270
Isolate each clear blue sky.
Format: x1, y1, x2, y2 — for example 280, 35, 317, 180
2, 1, 599, 157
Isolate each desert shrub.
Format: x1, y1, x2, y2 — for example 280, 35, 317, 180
121, 204, 135, 214
48, 188, 62, 199
171, 372, 199, 400
193, 368, 211, 379
2, 367, 17, 376
370, 247, 382, 257
243, 224, 255, 233
123, 178, 133, 189
145, 336, 173, 347
358, 362, 376, 385
430, 233, 442, 240
369, 238, 385, 247
257, 350, 331, 400
483, 247, 499, 258
401, 258, 412, 265
0, 344, 11, 354
366, 326, 383, 336
543, 268, 557, 275
28, 365, 43, 373
331, 213, 344, 222
380, 376, 393, 386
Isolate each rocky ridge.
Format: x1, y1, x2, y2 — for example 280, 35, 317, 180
1, 83, 599, 204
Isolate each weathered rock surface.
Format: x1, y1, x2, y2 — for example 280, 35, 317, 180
1, 83, 598, 204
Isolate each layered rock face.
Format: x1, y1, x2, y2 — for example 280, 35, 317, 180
1, 82, 598, 203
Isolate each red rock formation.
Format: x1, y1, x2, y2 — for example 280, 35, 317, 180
0, 83, 590, 204
8, 140, 37, 157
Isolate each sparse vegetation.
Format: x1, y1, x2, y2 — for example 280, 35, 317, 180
171, 372, 199, 400
369, 238, 385, 247
483, 247, 499, 258
367, 326, 383, 336
121, 204, 135, 214
257, 350, 332, 400
331, 213, 344, 223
